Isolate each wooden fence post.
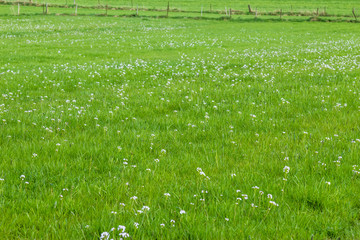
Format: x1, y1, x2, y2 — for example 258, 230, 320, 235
105, 4, 108, 15
229, 8, 232, 18
225, 6, 227, 16
316, 8, 319, 16
248, 5, 252, 13
255, 7, 257, 18
323, 7, 326, 15
280, 9, 282, 19
166, 1, 169, 17
353, 8, 357, 20
46, 3, 48, 14
75, 4, 77, 15
18, 3, 20, 15
136, 4, 138, 16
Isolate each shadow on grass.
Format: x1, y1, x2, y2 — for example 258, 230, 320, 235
0, 11, 358, 24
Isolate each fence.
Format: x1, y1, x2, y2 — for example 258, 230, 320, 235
0, 0, 358, 22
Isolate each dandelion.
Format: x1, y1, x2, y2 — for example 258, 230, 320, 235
267, 194, 273, 199
20, 175, 25, 180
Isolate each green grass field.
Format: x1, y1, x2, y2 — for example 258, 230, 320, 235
1, 10, 360, 240
2, 0, 360, 15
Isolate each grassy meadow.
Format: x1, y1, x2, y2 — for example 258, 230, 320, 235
1, 11, 360, 239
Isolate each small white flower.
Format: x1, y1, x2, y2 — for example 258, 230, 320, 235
269, 201, 279, 206
134, 222, 139, 229
225, 218, 229, 221
117, 225, 126, 232
252, 186, 259, 190
119, 232, 130, 238
100, 232, 110, 240
164, 193, 171, 197
142, 206, 150, 211
325, 181, 331, 185
160, 223, 165, 227
130, 196, 138, 200
119, 203, 125, 206
20, 175, 25, 180
180, 210, 186, 214
283, 166, 290, 174
267, 194, 273, 199
161, 149, 166, 154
